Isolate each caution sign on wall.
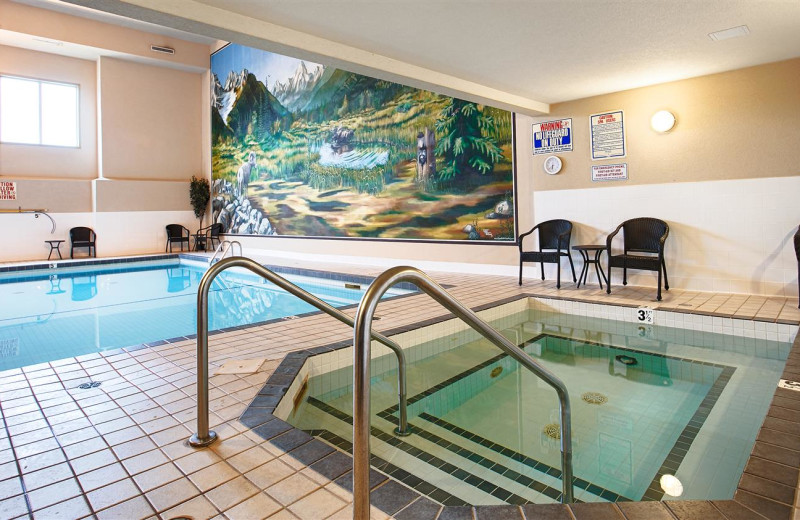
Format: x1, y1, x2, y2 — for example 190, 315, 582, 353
0, 182, 17, 201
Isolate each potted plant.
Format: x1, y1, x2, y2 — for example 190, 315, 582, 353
189, 176, 211, 230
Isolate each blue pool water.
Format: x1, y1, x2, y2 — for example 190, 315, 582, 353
287, 305, 793, 505
0, 259, 406, 371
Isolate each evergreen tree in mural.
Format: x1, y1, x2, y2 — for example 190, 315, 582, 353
434, 99, 504, 180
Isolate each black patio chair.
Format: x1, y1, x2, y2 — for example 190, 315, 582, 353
195, 223, 223, 251
518, 219, 577, 289
794, 225, 799, 309
69, 227, 96, 259
606, 217, 669, 301
165, 224, 191, 252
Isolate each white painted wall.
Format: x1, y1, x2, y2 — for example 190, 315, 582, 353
533, 176, 800, 297
2, 211, 197, 262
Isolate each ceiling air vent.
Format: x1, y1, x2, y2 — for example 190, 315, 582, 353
708, 25, 750, 42
150, 45, 175, 55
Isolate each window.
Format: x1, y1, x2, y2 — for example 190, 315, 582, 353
0, 75, 79, 147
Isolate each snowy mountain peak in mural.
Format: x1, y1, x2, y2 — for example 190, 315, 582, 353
271, 61, 323, 111
210, 43, 515, 242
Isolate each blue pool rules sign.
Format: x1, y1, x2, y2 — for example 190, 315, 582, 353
532, 118, 572, 155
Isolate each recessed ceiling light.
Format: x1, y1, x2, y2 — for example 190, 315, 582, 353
708, 25, 750, 42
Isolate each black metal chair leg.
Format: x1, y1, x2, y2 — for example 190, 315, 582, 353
657, 266, 663, 301
662, 257, 669, 290
622, 265, 628, 285
519, 262, 523, 286
567, 252, 577, 282
556, 260, 561, 289
606, 264, 612, 294
540, 260, 545, 281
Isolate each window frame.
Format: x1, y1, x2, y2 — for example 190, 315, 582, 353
0, 73, 81, 148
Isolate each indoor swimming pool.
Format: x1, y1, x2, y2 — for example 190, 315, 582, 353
280, 299, 796, 506
0, 258, 410, 371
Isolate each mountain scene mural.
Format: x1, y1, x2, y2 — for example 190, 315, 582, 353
210, 43, 515, 241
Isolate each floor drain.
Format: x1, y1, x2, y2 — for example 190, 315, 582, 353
543, 423, 561, 440
582, 391, 608, 405
78, 381, 101, 389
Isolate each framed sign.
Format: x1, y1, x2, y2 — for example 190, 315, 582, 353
532, 118, 572, 155
0, 182, 16, 201
592, 163, 628, 182
590, 110, 625, 160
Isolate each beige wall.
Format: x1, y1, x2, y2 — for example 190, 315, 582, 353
0, 45, 98, 179
527, 58, 800, 191
0, 0, 209, 72
98, 56, 203, 180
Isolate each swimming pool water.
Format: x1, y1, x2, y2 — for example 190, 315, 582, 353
285, 303, 793, 505
0, 259, 407, 371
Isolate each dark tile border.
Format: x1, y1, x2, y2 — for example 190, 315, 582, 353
0, 253, 178, 274
241, 294, 800, 519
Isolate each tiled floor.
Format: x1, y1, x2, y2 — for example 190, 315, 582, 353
0, 253, 798, 520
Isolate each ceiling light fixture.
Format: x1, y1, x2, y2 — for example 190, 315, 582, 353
651, 110, 676, 133
708, 25, 750, 42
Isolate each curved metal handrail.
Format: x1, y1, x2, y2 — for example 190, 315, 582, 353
0, 207, 56, 233
208, 240, 242, 265
352, 266, 574, 518
189, 256, 409, 448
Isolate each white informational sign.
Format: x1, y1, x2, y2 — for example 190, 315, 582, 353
590, 110, 626, 160
636, 307, 654, 324
592, 163, 628, 182
0, 181, 17, 201
532, 118, 573, 155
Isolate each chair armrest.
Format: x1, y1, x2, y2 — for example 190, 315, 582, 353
517, 224, 540, 251
606, 223, 624, 252
556, 229, 571, 251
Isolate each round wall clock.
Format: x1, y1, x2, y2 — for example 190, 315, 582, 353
543, 155, 563, 175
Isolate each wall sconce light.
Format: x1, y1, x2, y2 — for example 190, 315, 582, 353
651, 110, 676, 133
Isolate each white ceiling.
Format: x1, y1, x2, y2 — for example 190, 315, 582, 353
13, 0, 800, 106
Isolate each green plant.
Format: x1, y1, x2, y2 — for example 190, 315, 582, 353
189, 176, 211, 228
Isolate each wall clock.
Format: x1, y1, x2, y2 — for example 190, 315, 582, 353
543, 155, 563, 175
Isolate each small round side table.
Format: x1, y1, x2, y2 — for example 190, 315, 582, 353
45, 240, 65, 260
572, 245, 608, 289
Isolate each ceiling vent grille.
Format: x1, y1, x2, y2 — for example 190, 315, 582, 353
150, 45, 175, 55
708, 25, 750, 42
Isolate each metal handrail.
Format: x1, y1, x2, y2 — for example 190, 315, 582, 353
188, 256, 409, 448
0, 207, 56, 233
208, 240, 242, 265
352, 266, 574, 519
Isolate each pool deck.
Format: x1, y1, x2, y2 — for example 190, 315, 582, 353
0, 253, 798, 520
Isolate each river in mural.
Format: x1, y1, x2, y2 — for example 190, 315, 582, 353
210, 43, 515, 241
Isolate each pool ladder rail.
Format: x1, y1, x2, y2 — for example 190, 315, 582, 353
208, 240, 242, 264
352, 266, 574, 516
190, 260, 573, 514
190, 256, 409, 448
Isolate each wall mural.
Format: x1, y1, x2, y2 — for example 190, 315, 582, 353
210, 43, 516, 242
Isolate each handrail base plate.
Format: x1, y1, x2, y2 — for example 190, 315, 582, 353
189, 431, 218, 448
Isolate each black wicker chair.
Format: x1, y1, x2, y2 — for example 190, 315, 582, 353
69, 227, 96, 259
606, 217, 669, 301
518, 219, 577, 288
195, 223, 223, 251
165, 224, 191, 252
794, 225, 799, 309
